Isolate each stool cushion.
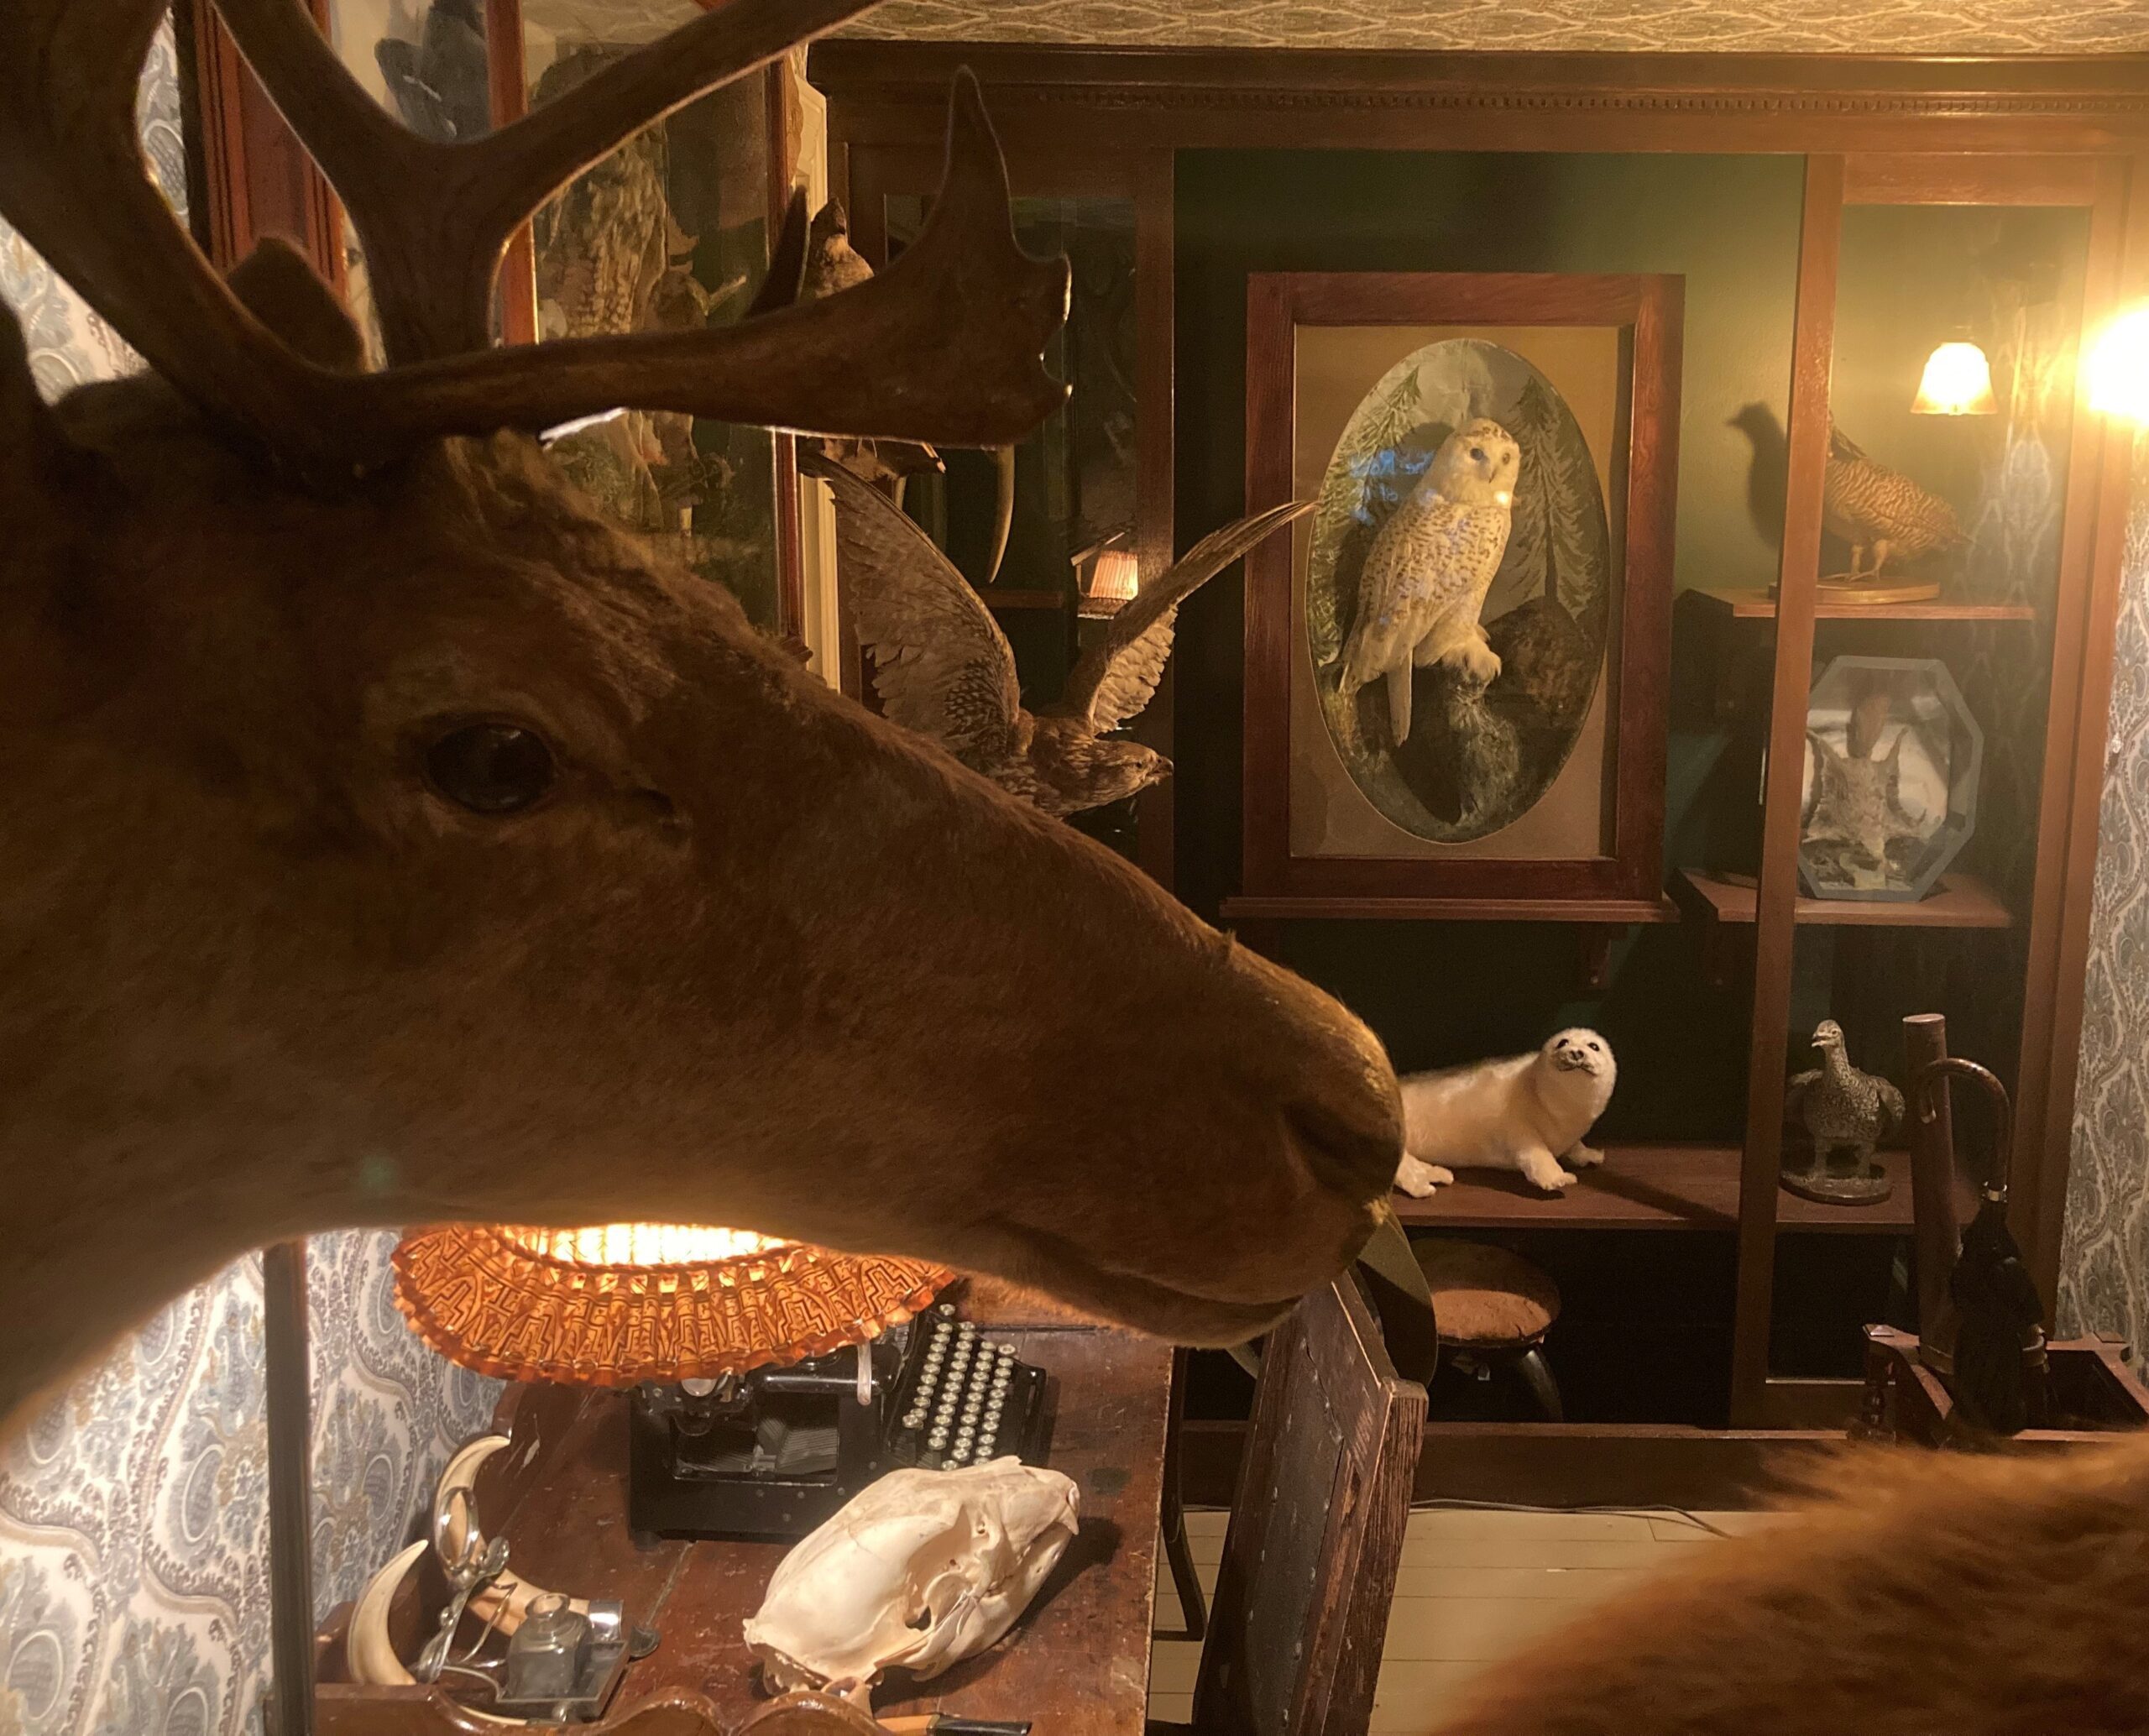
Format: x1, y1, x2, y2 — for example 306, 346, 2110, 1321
1413, 1240, 1561, 1348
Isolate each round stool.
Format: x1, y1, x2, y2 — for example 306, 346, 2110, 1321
1413, 1239, 1565, 1421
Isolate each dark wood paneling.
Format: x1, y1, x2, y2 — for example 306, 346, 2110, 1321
485, 0, 537, 347
1843, 153, 2110, 207
186, 0, 342, 279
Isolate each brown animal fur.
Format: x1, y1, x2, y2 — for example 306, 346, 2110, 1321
1434, 1438, 2149, 1736
0, 289, 1400, 1430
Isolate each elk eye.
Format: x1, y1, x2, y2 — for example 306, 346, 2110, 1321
426, 722, 557, 815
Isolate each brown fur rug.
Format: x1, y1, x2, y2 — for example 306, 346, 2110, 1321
1434, 1438, 2149, 1736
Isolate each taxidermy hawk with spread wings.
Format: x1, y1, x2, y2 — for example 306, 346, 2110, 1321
808, 452, 1309, 817
1335, 417, 1521, 745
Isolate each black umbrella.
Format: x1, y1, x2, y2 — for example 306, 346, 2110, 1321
1916, 1057, 2049, 1435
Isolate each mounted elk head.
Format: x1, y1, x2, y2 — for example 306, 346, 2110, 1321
0, 0, 1403, 1430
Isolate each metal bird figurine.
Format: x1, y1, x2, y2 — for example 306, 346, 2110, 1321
1783, 1019, 1905, 1205
1822, 422, 1969, 589
807, 449, 1310, 817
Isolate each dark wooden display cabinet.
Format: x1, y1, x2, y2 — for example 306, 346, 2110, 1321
819, 43, 2148, 1495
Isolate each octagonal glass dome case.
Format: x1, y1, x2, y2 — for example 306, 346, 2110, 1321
1798, 655, 1984, 902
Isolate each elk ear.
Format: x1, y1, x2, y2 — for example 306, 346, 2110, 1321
227, 240, 365, 373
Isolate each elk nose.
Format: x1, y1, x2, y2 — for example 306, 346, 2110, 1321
1286, 1094, 1400, 1203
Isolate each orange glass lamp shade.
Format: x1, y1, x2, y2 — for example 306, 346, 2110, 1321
392, 1223, 953, 1388
1911, 341, 1999, 416
1085, 546, 1141, 604
2089, 304, 2149, 423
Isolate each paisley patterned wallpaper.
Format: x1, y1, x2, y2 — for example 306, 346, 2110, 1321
0, 27, 501, 1736
2061, 442, 2149, 1358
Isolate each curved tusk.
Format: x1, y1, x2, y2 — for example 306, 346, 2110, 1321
348, 1540, 426, 1689
350, 1539, 521, 1725
985, 444, 1016, 586
429, 1434, 589, 1639
432, 1435, 512, 1566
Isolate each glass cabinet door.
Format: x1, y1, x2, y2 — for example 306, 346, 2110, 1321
868, 175, 1170, 880
325, 0, 795, 633
1730, 157, 2120, 1425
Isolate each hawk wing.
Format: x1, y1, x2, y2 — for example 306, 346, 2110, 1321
805, 452, 1025, 771
1337, 492, 1493, 693
1054, 501, 1312, 733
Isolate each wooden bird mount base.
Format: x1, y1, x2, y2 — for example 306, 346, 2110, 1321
1816, 573, 1944, 605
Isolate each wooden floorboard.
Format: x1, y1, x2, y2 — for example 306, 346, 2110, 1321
1149, 1507, 1765, 1728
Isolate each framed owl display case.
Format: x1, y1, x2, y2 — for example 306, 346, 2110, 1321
1236, 272, 1683, 918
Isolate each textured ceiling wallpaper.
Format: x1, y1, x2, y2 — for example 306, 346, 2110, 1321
522, 0, 2149, 55
834, 0, 2149, 54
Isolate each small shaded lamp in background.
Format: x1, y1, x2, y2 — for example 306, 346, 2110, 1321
2089, 302, 2149, 422
1074, 536, 1141, 617
1911, 338, 2000, 417
1088, 546, 1142, 604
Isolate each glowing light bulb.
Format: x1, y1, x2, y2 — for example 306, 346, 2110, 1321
2089, 305, 2149, 423
1911, 341, 1998, 416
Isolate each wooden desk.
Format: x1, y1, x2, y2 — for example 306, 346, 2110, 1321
319, 1311, 1172, 1736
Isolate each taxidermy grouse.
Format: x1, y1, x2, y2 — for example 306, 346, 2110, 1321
1786, 1020, 1905, 1173
1823, 422, 1969, 578
807, 451, 1308, 817
1335, 418, 1521, 745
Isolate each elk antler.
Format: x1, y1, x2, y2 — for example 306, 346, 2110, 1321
0, 0, 1070, 479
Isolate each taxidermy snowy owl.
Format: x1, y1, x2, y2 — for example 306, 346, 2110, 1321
1336, 417, 1521, 745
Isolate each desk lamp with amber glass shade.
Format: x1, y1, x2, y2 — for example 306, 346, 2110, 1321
390, 1221, 954, 1543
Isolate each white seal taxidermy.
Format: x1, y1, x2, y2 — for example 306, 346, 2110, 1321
1393, 1027, 1616, 1195
744, 1458, 1080, 1704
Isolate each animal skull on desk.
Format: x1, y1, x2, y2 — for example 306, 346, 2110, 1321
0, 0, 1402, 1435
745, 1460, 1080, 1703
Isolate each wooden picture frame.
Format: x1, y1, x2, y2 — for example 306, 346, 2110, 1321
1237, 269, 1684, 922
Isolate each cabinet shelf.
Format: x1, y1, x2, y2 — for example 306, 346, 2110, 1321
1676, 866, 2013, 930
1685, 586, 2036, 624
1393, 1141, 1937, 1234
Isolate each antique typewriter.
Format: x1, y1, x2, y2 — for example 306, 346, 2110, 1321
628, 1304, 1052, 1540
